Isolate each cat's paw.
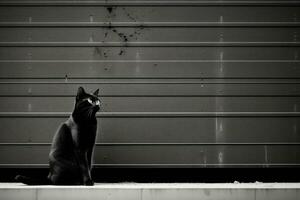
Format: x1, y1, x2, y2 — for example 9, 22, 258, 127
84, 179, 94, 186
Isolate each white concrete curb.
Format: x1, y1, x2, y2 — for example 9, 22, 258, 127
1, 183, 300, 200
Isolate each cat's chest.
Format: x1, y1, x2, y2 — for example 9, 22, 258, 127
70, 125, 96, 142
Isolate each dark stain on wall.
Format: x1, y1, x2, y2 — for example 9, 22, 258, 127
100, 5, 146, 57
122, 7, 137, 22
106, 6, 113, 14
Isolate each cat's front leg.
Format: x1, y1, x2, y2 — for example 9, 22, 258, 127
83, 171, 94, 185
75, 150, 94, 186
83, 176, 94, 186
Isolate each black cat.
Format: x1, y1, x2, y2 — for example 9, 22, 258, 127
15, 87, 100, 185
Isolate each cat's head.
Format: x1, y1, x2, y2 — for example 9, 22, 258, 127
72, 87, 101, 123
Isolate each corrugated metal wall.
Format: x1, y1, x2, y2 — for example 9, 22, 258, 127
0, 0, 299, 168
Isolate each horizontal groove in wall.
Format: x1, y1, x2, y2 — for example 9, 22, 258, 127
1, 81, 300, 84
0, 94, 300, 97
0, 60, 298, 63
1, 95, 299, 97
1, 78, 300, 80
1, 143, 300, 146
0, 41, 299, 47
0, 163, 299, 168
0, 112, 299, 117
0, 22, 299, 27
1, 1, 300, 6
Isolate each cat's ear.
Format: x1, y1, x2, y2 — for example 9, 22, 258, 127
93, 89, 99, 96
76, 87, 86, 99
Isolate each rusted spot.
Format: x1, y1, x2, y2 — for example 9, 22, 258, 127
106, 7, 113, 13
103, 52, 108, 58
106, 6, 116, 17
119, 50, 124, 55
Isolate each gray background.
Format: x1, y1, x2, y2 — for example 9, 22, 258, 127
0, 0, 299, 168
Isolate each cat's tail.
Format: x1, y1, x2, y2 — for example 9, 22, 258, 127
15, 175, 52, 185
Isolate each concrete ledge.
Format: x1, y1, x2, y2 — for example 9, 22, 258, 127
1, 183, 300, 200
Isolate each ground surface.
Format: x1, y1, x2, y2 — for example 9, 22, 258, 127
1, 182, 300, 188
1, 182, 300, 200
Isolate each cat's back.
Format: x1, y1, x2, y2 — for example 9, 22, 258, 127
49, 121, 74, 159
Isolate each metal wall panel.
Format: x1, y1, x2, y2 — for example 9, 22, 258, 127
0, 82, 299, 96
0, 145, 299, 166
0, 47, 298, 60
1, 62, 299, 78
0, 28, 299, 43
0, 6, 298, 22
0, 117, 299, 143
0, 97, 299, 112
0, 0, 299, 168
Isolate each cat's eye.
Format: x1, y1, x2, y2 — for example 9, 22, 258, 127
87, 98, 93, 105
95, 100, 100, 106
